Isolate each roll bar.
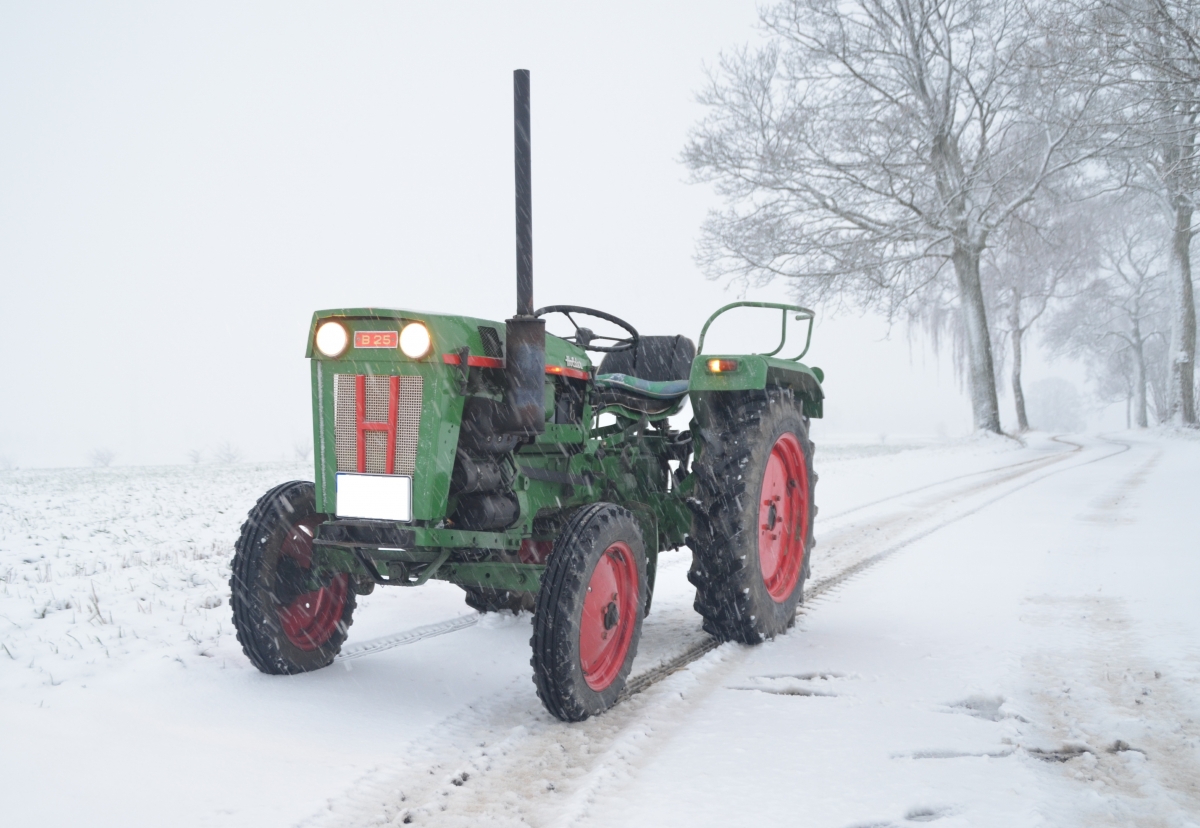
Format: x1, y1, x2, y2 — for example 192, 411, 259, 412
696, 301, 815, 361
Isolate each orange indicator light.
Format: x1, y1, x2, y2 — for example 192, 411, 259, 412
706, 359, 739, 373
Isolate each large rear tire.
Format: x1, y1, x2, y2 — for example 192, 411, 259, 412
687, 390, 816, 644
531, 503, 646, 721
230, 481, 355, 674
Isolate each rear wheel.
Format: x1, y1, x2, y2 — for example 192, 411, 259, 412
531, 503, 646, 721
688, 390, 816, 643
230, 481, 355, 674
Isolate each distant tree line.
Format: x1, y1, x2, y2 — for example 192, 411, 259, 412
686, 0, 1198, 431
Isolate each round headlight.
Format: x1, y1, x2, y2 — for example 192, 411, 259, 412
399, 322, 432, 359
314, 321, 349, 358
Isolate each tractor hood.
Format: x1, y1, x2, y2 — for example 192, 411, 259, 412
304, 307, 589, 374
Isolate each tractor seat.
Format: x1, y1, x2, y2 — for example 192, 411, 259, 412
594, 335, 695, 415
595, 373, 690, 399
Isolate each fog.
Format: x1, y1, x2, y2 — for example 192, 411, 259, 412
0, 2, 1081, 469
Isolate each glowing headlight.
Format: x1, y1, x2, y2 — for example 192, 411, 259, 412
399, 322, 432, 359
314, 321, 349, 358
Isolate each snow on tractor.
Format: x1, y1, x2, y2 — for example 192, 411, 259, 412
229, 71, 825, 721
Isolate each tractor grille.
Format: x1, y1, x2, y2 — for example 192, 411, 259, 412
334, 374, 424, 475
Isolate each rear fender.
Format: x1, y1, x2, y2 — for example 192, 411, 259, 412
688, 355, 824, 421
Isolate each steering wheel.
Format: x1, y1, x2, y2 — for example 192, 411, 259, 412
534, 305, 639, 354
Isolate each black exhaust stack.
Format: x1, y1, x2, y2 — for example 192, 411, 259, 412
503, 69, 546, 436
514, 68, 534, 318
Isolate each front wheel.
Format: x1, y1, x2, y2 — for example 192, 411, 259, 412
531, 503, 646, 721
230, 481, 355, 674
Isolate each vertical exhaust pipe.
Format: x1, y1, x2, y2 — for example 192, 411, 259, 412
504, 69, 546, 436
514, 69, 534, 317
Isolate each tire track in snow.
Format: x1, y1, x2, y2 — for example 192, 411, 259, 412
1020, 441, 1200, 825
305, 437, 1132, 828
818, 435, 1067, 521
337, 615, 480, 661
335, 437, 1082, 666
622, 436, 1099, 697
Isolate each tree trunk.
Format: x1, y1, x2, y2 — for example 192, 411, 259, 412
953, 243, 1002, 433
1133, 335, 1149, 429
1167, 200, 1197, 426
1009, 290, 1029, 431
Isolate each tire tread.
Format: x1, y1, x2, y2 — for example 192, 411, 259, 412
687, 390, 816, 643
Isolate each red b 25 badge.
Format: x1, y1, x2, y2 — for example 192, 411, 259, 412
354, 331, 399, 349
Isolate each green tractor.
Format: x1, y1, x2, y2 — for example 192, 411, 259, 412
230, 71, 825, 721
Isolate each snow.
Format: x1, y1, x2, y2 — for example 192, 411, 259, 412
2, 433, 1198, 826
576, 434, 1200, 827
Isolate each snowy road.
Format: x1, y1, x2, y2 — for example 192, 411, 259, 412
2, 433, 1198, 827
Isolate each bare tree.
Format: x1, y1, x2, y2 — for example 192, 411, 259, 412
1095, 347, 1139, 426
1083, 0, 1199, 424
685, 0, 1110, 432
1025, 377, 1087, 431
212, 443, 244, 464
292, 440, 312, 462
1044, 209, 1170, 426
984, 200, 1096, 430
186, 448, 204, 465
89, 448, 116, 467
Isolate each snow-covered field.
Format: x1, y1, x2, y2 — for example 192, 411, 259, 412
2, 432, 1198, 827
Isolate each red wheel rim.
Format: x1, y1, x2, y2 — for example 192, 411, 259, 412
758, 432, 809, 602
276, 515, 348, 651
579, 541, 639, 691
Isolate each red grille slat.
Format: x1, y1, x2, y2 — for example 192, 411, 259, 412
354, 375, 403, 474
335, 374, 422, 477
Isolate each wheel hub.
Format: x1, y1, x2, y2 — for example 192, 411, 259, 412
757, 432, 809, 602
275, 516, 349, 651
274, 556, 309, 607
603, 600, 619, 630
579, 542, 639, 691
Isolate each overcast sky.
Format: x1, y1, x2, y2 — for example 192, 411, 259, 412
0, 2, 1094, 469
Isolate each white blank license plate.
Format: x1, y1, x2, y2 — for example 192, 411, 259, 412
335, 473, 412, 522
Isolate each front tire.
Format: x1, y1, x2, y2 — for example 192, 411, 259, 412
688, 390, 816, 644
230, 481, 355, 674
531, 503, 646, 721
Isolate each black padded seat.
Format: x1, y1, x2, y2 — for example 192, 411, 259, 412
594, 335, 696, 416
597, 336, 696, 382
